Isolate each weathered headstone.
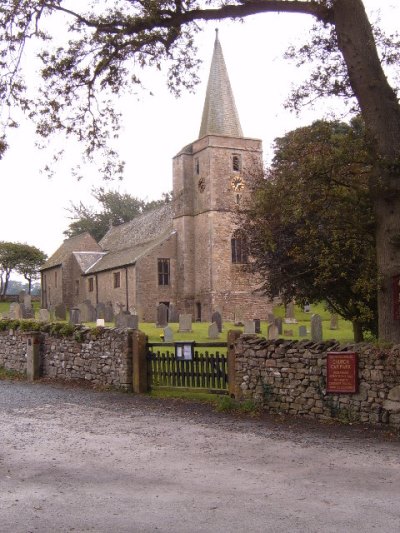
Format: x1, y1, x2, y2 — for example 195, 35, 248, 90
168, 305, 179, 323
115, 312, 138, 329
9, 302, 23, 319
18, 290, 26, 303
299, 325, 307, 337
244, 320, 256, 334
274, 317, 283, 335
284, 301, 297, 324
304, 302, 311, 313
22, 301, 34, 319
23, 294, 32, 309
78, 301, 97, 323
69, 308, 81, 325
178, 314, 192, 332
254, 318, 261, 334
156, 303, 169, 327
55, 303, 67, 321
330, 313, 339, 330
267, 313, 275, 324
104, 302, 114, 323
163, 326, 174, 342
284, 329, 293, 337
96, 302, 106, 320
96, 318, 105, 327
311, 314, 323, 342
211, 311, 222, 333
208, 322, 220, 339
38, 309, 50, 322
268, 324, 279, 340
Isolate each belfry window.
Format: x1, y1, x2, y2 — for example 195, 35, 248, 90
232, 154, 241, 172
158, 259, 170, 286
231, 230, 248, 264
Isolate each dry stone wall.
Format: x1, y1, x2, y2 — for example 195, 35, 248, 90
233, 335, 400, 430
0, 328, 132, 390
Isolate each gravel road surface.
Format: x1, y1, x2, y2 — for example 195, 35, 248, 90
1, 379, 399, 533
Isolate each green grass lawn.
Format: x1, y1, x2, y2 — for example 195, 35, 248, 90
0, 300, 355, 342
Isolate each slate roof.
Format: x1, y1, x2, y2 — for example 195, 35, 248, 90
40, 232, 101, 271
199, 30, 243, 138
85, 203, 174, 274
73, 252, 106, 272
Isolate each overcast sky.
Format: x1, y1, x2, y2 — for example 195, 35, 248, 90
1, 1, 398, 260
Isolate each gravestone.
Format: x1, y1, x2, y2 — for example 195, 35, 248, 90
267, 313, 275, 324
18, 290, 26, 303
244, 320, 256, 334
104, 302, 114, 323
311, 314, 323, 342
38, 309, 50, 322
156, 303, 169, 327
96, 303, 106, 320
284, 301, 297, 324
168, 305, 179, 323
23, 294, 32, 309
22, 298, 34, 318
115, 312, 138, 329
299, 325, 307, 337
69, 308, 81, 325
254, 318, 261, 334
274, 317, 283, 335
9, 302, 23, 319
330, 313, 339, 330
211, 311, 222, 333
55, 303, 67, 321
78, 301, 97, 323
163, 326, 174, 342
208, 322, 220, 339
96, 318, 105, 327
283, 329, 293, 337
268, 324, 279, 340
304, 302, 311, 313
178, 314, 192, 332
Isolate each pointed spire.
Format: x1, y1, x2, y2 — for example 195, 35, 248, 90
198, 30, 243, 138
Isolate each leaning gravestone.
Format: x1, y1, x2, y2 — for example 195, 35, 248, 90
244, 320, 256, 334
104, 302, 114, 323
211, 311, 222, 333
274, 317, 283, 335
55, 303, 67, 321
311, 314, 323, 342
268, 324, 279, 340
163, 326, 174, 342
168, 305, 179, 323
9, 302, 23, 319
299, 325, 307, 337
208, 322, 220, 339
330, 313, 339, 330
178, 314, 192, 332
156, 303, 169, 327
38, 309, 50, 322
254, 318, 261, 334
69, 308, 81, 325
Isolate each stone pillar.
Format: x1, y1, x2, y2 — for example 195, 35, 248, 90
26, 332, 41, 381
227, 330, 241, 398
132, 330, 149, 393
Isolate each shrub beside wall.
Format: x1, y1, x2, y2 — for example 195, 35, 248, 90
233, 335, 400, 429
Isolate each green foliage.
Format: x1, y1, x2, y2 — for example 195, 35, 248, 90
215, 395, 260, 416
0, 241, 46, 296
0, 366, 25, 381
240, 119, 377, 339
64, 188, 172, 241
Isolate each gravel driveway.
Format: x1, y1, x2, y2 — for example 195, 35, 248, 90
1, 379, 399, 533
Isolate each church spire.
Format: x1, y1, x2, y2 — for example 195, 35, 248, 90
198, 30, 243, 138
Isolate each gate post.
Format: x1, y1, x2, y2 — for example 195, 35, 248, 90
227, 330, 241, 398
132, 330, 149, 393
26, 332, 41, 381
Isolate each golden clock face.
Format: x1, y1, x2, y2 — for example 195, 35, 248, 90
198, 177, 206, 193
231, 175, 244, 192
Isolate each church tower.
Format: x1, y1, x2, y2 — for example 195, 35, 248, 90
173, 31, 268, 321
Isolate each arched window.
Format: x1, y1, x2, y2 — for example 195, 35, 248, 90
231, 230, 248, 264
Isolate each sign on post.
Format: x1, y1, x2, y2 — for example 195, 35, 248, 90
175, 341, 195, 361
326, 352, 358, 393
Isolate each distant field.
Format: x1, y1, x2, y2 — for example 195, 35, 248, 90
0, 300, 355, 342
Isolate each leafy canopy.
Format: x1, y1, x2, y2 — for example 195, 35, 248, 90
240, 118, 377, 338
0, 241, 47, 296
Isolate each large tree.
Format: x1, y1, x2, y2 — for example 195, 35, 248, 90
1, 1, 400, 340
64, 188, 172, 242
240, 118, 376, 341
0, 242, 46, 297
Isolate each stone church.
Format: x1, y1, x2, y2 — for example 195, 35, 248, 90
40, 33, 272, 322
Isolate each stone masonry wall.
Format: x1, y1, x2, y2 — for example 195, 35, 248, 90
0, 328, 132, 390
234, 336, 400, 430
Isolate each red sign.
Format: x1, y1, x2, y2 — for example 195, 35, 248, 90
326, 352, 358, 393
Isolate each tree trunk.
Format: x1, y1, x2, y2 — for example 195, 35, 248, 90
334, 0, 400, 342
352, 320, 364, 343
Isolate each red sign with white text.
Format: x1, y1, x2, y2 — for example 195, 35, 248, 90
326, 352, 358, 393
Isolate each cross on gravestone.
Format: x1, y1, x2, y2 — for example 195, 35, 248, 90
268, 324, 279, 340
163, 326, 174, 342
178, 314, 192, 332
274, 317, 283, 335
243, 320, 256, 334
208, 322, 220, 339
311, 314, 323, 342
156, 303, 169, 328
211, 311, 222, 333
299, 325, 307, 337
